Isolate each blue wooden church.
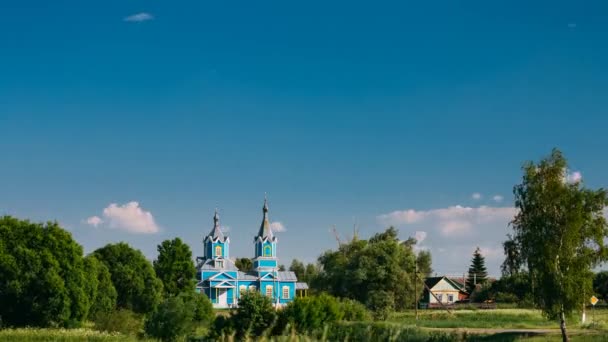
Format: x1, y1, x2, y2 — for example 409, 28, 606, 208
195, 200, 308, 308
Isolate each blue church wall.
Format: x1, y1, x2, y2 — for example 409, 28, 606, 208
254, 259, 278, 269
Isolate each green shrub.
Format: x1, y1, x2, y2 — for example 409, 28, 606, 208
93, 309, 144, 336
277, 293, 343, 334
232, 291, 277, 338
494, 292, 518, 303
339, 298, 371, 321
366, 291, 395, 320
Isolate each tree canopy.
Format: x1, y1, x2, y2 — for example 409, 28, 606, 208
235, 257, 253, 272
509, 149, 608, 342
93, 242, 163, 314
153, 238, 196, 297
0, 216, 90, 327
83, 255, 117, 319
315, 227, 431, 313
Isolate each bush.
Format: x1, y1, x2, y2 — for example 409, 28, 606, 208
93, 309, 144, 336
339, 298, 371, 321
277, 293, 343, 334
232, 291, 276, 338
494, 292, 519, 303
366, 291, 395, 321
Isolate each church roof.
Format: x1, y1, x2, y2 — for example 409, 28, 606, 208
277, 271, 297, 281
256, 199, 274, 240
238, 271, 259, 281
197, 257, 238, 272
207, 209, 226, 242
296, 282, 309, 290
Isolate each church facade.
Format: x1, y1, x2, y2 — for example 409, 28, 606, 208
195, 200, 308, 308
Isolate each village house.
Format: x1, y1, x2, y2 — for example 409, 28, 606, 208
423, 276, 469, 307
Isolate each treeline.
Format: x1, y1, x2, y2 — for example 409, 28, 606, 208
0, 216, 213, 341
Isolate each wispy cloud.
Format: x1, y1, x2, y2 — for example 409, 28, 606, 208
124, 12, 154, 23
86, 201, 159, 234
378, 205, 517, 237
270, 221, 286, 232
471, 193, 482, 200
86, 215, 103, 227
493, 195, 504, 203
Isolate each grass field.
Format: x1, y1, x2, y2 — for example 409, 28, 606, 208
390, 308, 608, 330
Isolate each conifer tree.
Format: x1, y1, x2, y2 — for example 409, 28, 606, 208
466, 247, 488, 293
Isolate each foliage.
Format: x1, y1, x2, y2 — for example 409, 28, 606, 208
593, 271, 608, 301
339, 298, 372, 321
277, 293, 343, 334
509, 149, 608, 341
235, 257, 253, 272
232, 290, 277, 338
84, 255, 118, 319
466, 247, 488, 294
93, 243, 163, 314
324, 322, 459, 342
144, 293, 213, 342
92, 309, 144, 336
501, 235, 523, 277
278, 264, 286, 271
315, 227, 431, 312
366, 290, 395, 320
0, 328, 155, 342
0, 216, 90, 327
489, 273, 532, 305
289, 259, 320, 285
153, 238, 196, 297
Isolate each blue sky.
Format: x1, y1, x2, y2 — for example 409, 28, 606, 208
1, 0, 608, 276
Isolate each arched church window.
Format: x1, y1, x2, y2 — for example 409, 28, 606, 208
215, 245, 222, 257
265, 285, 273, 297
248, 285, 257, 292
264, 245, 272, 257
239, 285, 246, 294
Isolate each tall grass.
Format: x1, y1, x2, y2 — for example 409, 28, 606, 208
0, 328, 152, 342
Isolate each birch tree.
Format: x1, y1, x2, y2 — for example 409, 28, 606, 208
510, 149, 608, 342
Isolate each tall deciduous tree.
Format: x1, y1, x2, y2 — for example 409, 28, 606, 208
84, 255, 117, 319
466, 247, 488, 294
153, 238, 196, 297
0, 217, 90, 327
316, 227, 430, 313
510, 149, 608, 342
93, 243, 163, 314
501, 235, 522, 277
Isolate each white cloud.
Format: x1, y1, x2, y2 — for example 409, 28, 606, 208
566, 171, 582, 184
378, 205, 517, 237
472, 193, 482, 200
87, 201, 159, 234
124, 12, 154, 22
493, 195, 504, 203
414, 231, 427, 244
270, 221, 286, 232
86, 216, 103, 227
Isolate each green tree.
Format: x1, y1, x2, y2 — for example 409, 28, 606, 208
153, 238, 196, 297
84, 255, 117, 319
93, 243, 163, 314
501, 235, 523, 277
144, 293, 214, 342
366, 290, 395, 320
593, 271, 608, 301
510, 149, 608, 342
466, 247, 488, 294
289, 259, 305, 280
235, 257, 253, 272
232, 291, 276, 338
278, 264, 286, 271
316, 227, 426, 312
0, 216, 90, 327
